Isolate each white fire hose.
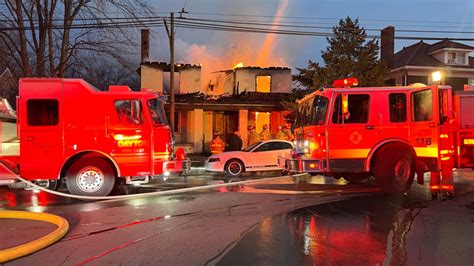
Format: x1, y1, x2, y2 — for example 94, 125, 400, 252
13, 173, 311, 201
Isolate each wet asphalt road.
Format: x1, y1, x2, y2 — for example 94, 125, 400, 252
0, 170, 473, 265
218, 171, 474, 265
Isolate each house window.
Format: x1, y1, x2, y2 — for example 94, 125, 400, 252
447, 52, 456, 64
256, 76, 271, 93
447, 52, 466, 65
27, 99, 59, 126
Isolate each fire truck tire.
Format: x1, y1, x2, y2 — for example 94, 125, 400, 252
66, 157, 116, 196
374, 144, 415, 194
224, 159, 245, 177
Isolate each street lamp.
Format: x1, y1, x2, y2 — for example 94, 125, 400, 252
432, 71, 442, 85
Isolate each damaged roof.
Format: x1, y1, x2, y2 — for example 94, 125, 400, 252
167, 91, 292, 111
141, 61, 201, 71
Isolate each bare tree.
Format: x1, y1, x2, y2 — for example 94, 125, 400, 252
0, 0, 152, 79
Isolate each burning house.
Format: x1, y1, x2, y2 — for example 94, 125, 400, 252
139, 32, 292, 154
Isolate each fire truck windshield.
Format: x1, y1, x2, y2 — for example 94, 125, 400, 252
296, 96, 329, 127
147, 98, 168, 126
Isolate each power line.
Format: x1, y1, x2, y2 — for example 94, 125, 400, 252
1, 15, 473, 42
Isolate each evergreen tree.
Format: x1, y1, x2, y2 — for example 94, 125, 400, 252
294, 17, 387, 89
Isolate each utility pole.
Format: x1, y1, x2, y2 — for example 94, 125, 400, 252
164, 12, 175, 132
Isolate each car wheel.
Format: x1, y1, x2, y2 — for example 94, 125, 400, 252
66, 157, 116, 196
225, 159, 244, 177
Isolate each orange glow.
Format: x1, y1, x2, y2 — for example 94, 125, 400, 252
255, 0, 289, 66
342, 94, 349, 114
463, 139, 474, 145
114, 134, 142, 141
256, 76, 271, 93
440, 134, 449, 139
233, 62, 244, 69
441, 157, 450, 161
309, 163, 316, 168
430, 185, 440, 190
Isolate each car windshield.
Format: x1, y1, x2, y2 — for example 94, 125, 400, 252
147, 98, 168, 126
243, 141, 262, 152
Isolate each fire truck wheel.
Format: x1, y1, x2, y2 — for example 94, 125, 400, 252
66, 157, 116, 196
374, 144, 415, 194
225, 159, 244, 177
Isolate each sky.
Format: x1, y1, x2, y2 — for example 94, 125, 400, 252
146, 0, 474, 76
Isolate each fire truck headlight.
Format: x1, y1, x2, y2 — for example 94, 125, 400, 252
164, 171, 170, 177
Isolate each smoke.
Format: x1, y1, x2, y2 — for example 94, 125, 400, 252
256, 0, 289, 66
151, 0, 295, 93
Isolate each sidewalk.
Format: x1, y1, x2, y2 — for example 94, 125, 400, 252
385, 191, 474, 265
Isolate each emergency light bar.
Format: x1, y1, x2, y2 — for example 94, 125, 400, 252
333, 78, 359, 88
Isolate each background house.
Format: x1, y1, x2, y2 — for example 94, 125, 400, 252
381, 26, 474, 89
139, 31, 292, 154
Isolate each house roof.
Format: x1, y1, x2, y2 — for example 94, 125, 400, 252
426, 39, 474, 54
392, 40, 474, 70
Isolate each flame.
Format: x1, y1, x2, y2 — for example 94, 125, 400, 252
256, 0, 289, 66
233, 62, 244, 69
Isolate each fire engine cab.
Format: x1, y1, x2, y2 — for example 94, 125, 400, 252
284, 78, 474, 198
0, 78, 190, 196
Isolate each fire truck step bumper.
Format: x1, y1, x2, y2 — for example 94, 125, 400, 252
285, 159, 322, 173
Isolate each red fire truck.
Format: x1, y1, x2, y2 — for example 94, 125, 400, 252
0, 78, 190, 196
284, 78, 474, 198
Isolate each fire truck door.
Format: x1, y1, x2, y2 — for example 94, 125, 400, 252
409, 88, 439, 166
110, 99, 152, 176
147, 98, 171, 175
327, 93, 377, 172
20, 81, 63, 179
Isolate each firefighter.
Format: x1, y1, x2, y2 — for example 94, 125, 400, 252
259, 124, 271, 141
210, 131, 225, 154
275, 125, 286, 140
248, 125, 260, 145
283, 123, 294, 141
430, 115, 458, 199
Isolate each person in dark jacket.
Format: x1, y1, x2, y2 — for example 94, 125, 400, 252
227, 130, 243, 151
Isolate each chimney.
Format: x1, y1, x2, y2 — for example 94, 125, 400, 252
381, 26, 395, 68
141, 28, 150, 63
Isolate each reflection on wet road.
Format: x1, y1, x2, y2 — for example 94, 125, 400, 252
217, 171, 474, 265
0, 171, 380, 212
218, 195, 405, 265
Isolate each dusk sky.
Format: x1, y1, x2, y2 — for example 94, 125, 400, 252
147, 0, 474, 76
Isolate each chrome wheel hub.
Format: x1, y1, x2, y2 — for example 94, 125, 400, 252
228, 162, 242, 175
77, 166, 104, 193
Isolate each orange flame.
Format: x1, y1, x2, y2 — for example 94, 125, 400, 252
233, 62, 244, 69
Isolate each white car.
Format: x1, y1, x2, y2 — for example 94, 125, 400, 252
205, 140, 294, 177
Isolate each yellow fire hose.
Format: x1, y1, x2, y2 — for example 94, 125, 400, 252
0, 211, 69, 263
